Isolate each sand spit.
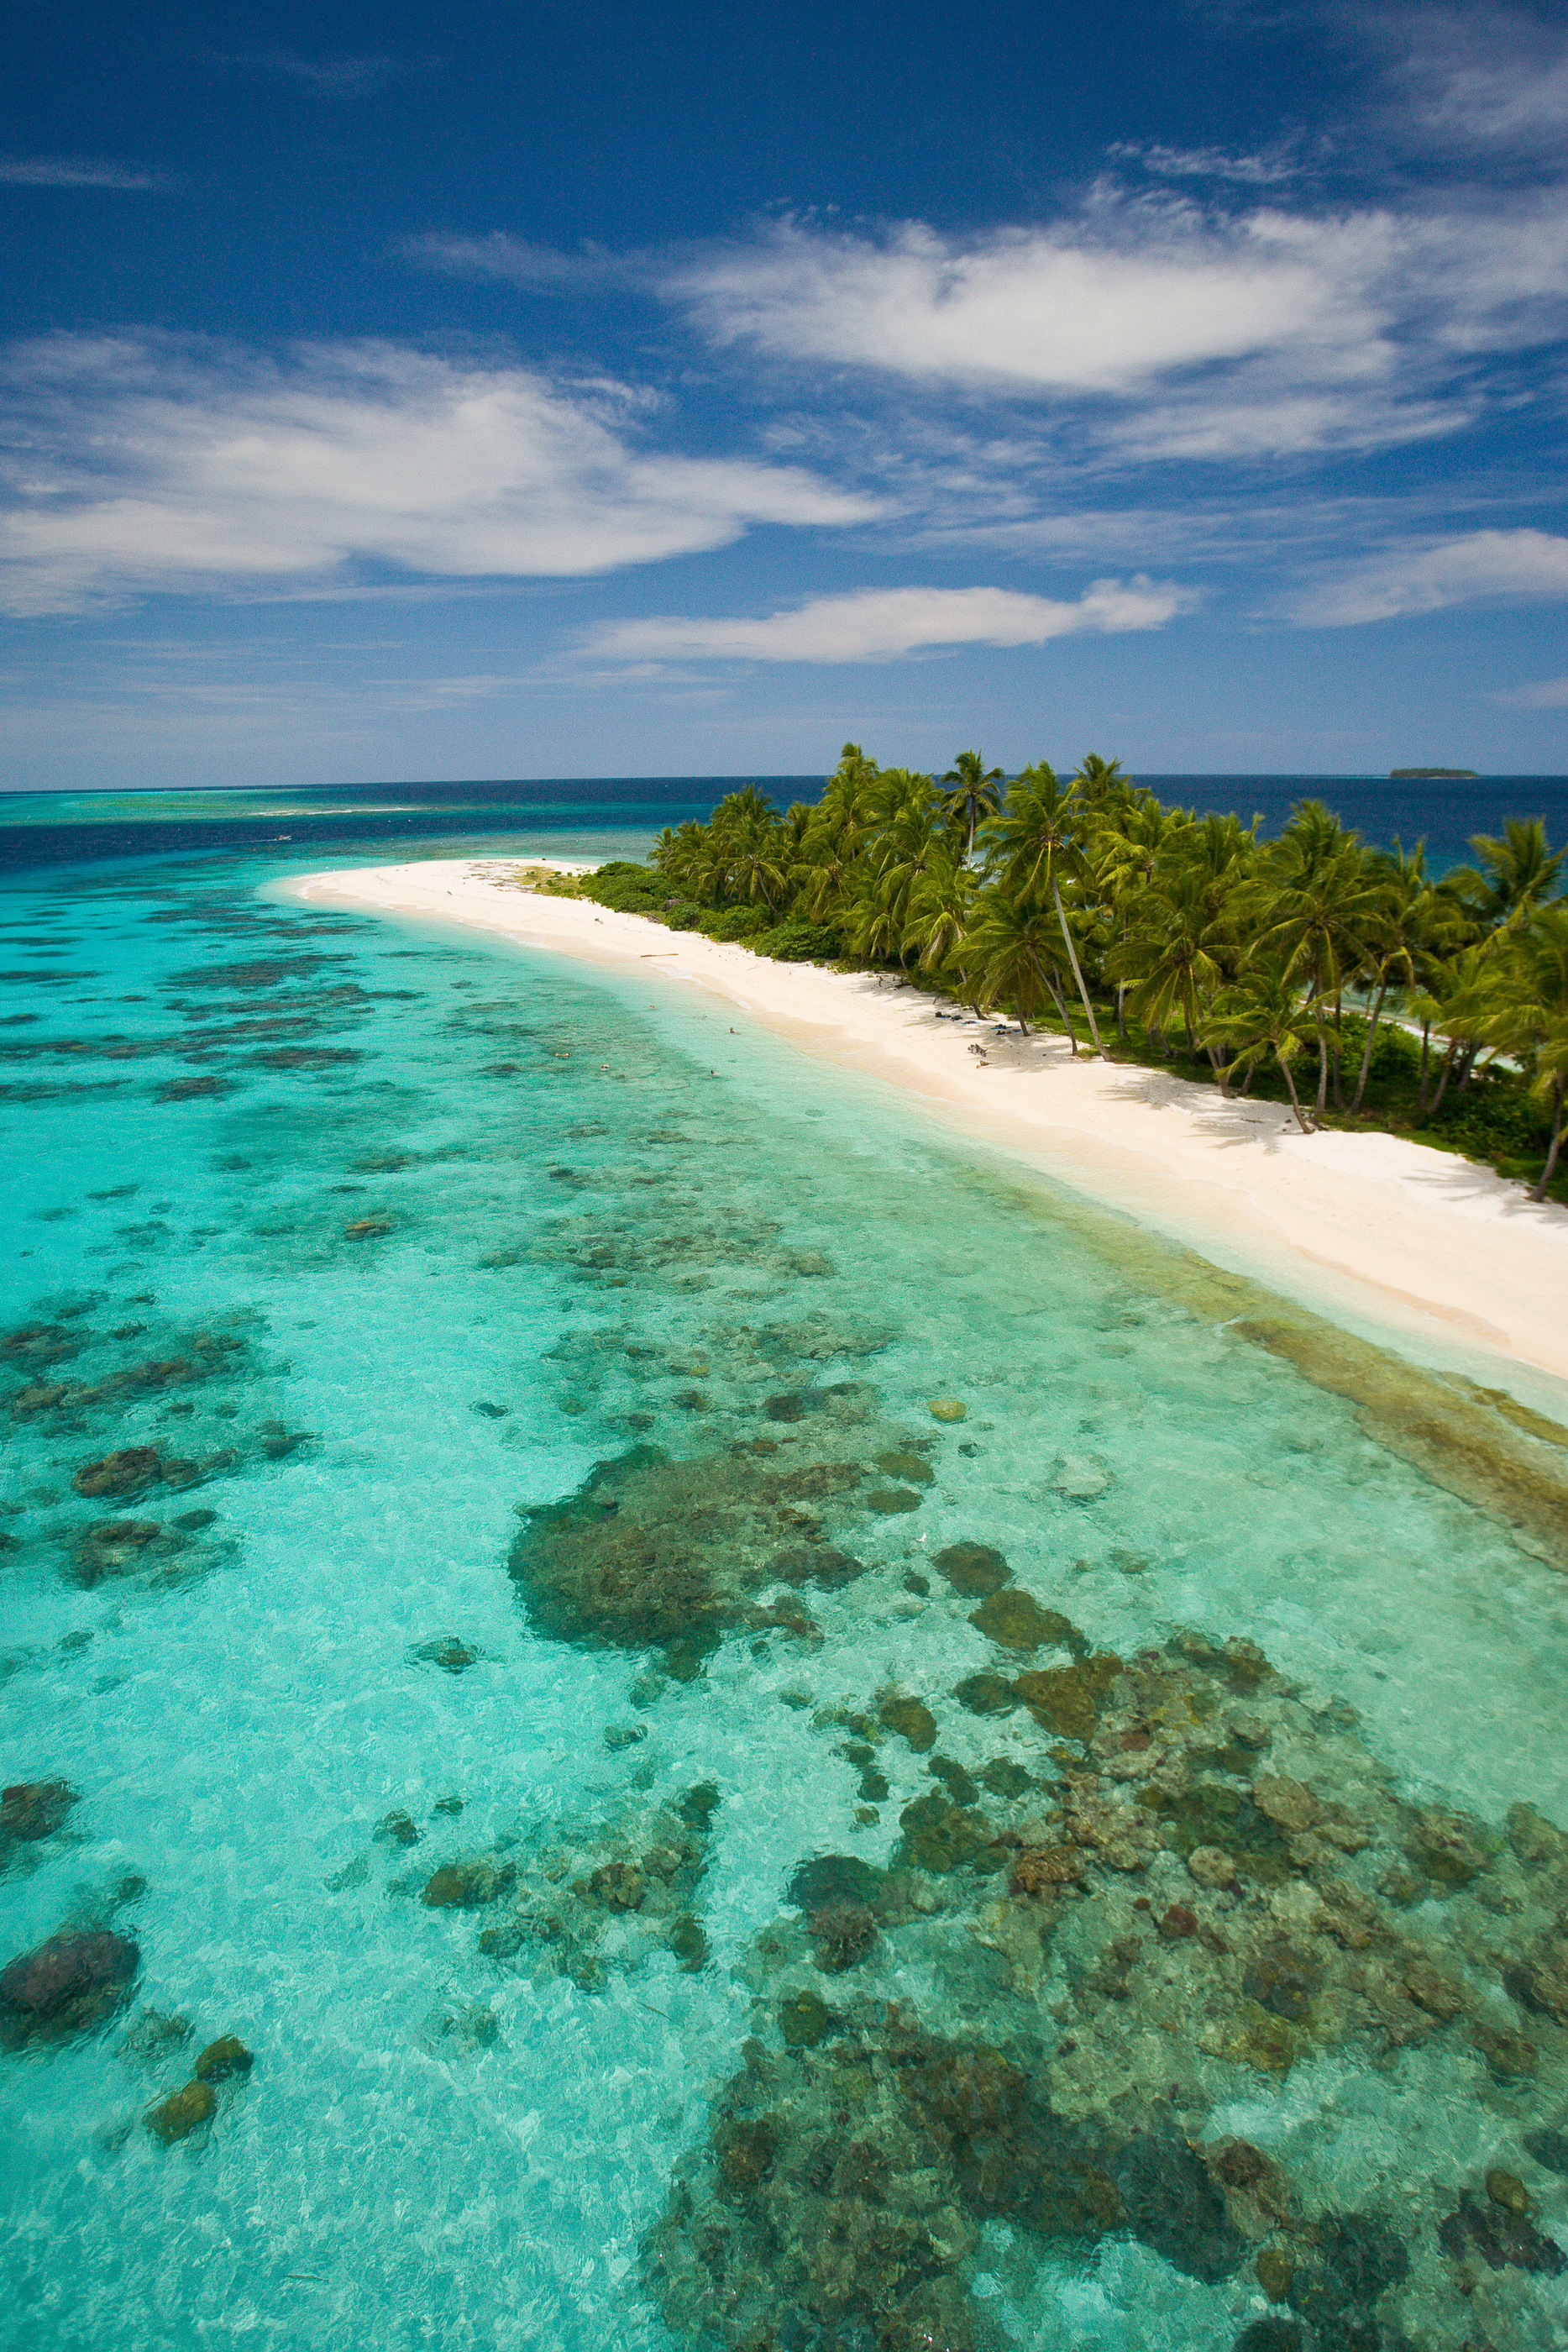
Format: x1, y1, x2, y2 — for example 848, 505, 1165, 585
286, 857, 1568, 1404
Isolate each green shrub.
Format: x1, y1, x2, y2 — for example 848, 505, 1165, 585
696, 905, 774, 942
753, 920, 843, 963
578, 860, 668, 913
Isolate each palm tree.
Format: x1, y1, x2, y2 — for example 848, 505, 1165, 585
1345, 843, 1452, 1114
1407, 942, 1509, 1117
1245, 801, 1382, 1111
967, 890, 1083, 1046
651, 819, 709, 895
849, 772, 942, 963
1072, 753, 1130, 815
1201, 964, 1331, 1134
1449, 818, 1565, 932
1088, 790, 1196, 1041
1485, 906, 1568, 1199
979, 764, 1109, 1058
705, 786, 790, 910
1107, 866, 1233, 1077
905, 845, 979, 990
940, 750, 1005, 858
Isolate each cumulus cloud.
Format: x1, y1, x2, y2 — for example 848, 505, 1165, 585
662, 193, 1568, 459
669, 214, 1390, 395
0, 157, 165, 189
1291, 529, 1568, 623
587, 580, 1184, 667
0, 337, 878, 614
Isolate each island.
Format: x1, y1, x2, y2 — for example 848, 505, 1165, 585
1390, 766, 1478, 778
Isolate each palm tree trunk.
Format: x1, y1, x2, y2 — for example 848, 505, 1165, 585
1349, 979, 1388, 1114
1278, 1051, 1314, 1135
1209, 1045, 1232, 1100
1331, 990, 1344, 1109
1314, 1026, 1329, 1115
1529, 1082, 1565, 1202
1429, 1038, 1458, 1116
1050, 877, 1108, 1058
1417, 1020, 1432, 1113
1455, 1041, 1478, 1092
1042, 972, 1079, 1053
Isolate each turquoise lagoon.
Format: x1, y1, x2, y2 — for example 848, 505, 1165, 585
2, 807, 1567, 2352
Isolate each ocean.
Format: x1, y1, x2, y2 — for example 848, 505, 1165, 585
3, 780, 1567, 2352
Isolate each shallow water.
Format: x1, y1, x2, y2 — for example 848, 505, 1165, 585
3, 818, 1568, 2352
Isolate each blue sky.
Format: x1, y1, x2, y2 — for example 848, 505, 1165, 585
2, 0, 1566, 787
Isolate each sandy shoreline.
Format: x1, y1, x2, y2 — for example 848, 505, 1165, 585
286, 855, 1568, 1393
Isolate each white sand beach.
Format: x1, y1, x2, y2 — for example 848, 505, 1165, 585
288, 856, 1568, 1390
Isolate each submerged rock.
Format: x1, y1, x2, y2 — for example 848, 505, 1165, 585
1439, 2187, 1566, 2273
422, 1860, 511, 1908
0, 1779, 76, 1842
1114, 2132, 1243, 2284
668, 1916, 709, 1971
806, 1902, 878, 1973
968, 1589, 1083, 1653
931, 1541, 1008, 1596
779, 1987, 832, 2046
508, 1428, 901, 1670
873, 1449, 935, 1485
1523, 2124, 1568, 2174
412, 1636, 478, 1673
927, 1399, 967, 1422
194, 2034, 252, 2082
71, 1446, 164, 1499
788, 1853, 884, 1913
0, 1928, 139, 2046
1406, 1806, 1491, 1889
878, 1693, 937, 1752
1293, 2209, 1411, 2338
896, 1792, 1002, 1876
71, 1519, 162, 1585
1014, 1656, 1120, 1743
954, 1671, 1018, 1717
146, 2079, 216, 2144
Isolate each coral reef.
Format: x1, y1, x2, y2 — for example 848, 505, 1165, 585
642, 1611, 1568, 2351
0, 1928, 139, 2047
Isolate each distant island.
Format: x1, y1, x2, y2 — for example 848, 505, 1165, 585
1390, 767, 1478, 779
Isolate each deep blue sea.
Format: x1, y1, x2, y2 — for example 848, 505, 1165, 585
3, 780, 1567, 2352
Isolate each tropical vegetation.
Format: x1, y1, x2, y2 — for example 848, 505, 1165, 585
552, 748, 1568, 1203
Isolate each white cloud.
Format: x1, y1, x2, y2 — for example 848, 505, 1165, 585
1291, 529, 1568, 623
1380, 3, 1568, 155
1497, 675, 1568, 710
669, 215, 1392, 396
0, 157, 165, 189
1107, 142, 1300, 187
405, 233, 618, 288
587, 580, 1185, 667
663, 193, 1568, 459
0, 337, 878, 614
